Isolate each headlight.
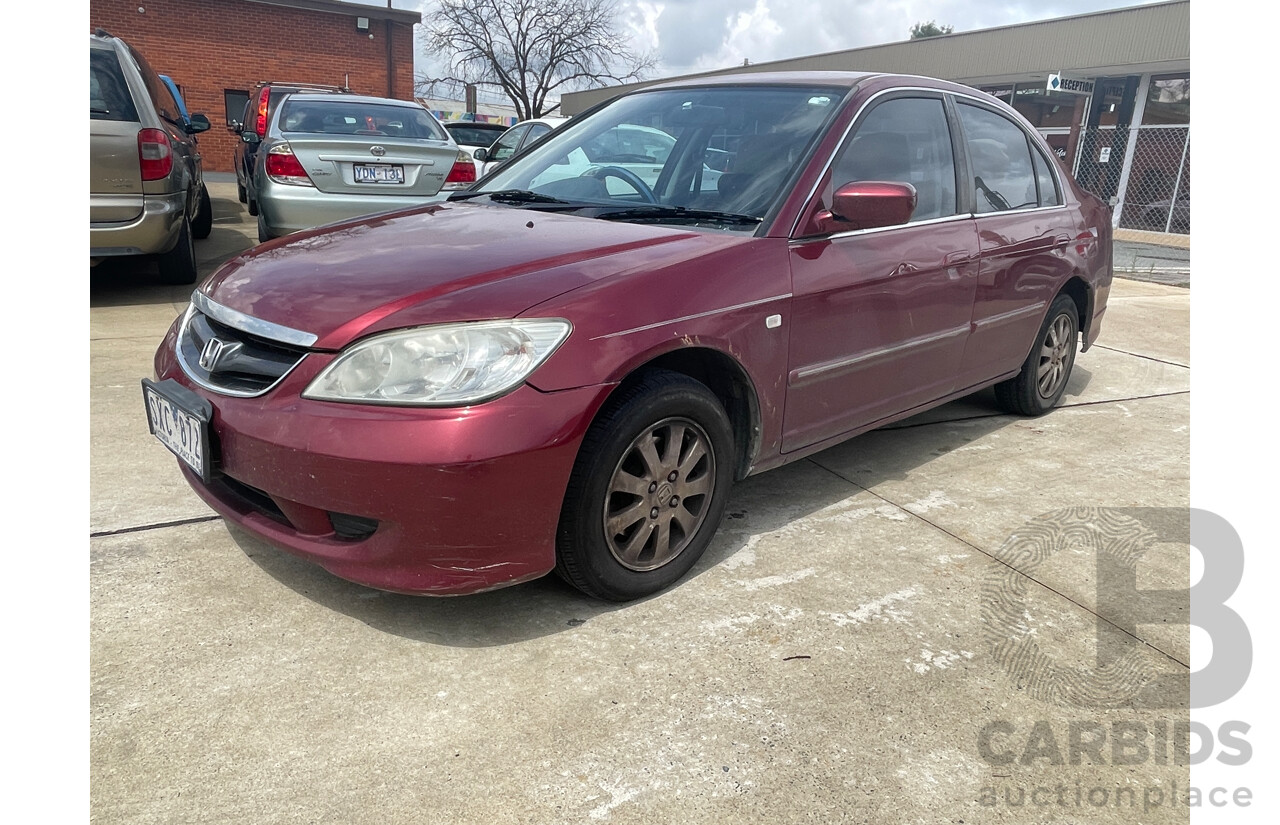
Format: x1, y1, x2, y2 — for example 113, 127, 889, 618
303, 319, 571, 406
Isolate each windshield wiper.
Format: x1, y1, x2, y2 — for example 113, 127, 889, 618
448, 189, 574, 205
592, 205, 763, 226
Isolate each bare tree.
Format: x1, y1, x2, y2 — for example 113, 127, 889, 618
418, 0, 657, 120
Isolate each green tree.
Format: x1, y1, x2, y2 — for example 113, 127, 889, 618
417, 0, 656, 120
910, 20, 954, 39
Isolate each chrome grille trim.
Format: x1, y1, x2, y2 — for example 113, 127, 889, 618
176, 302, 312, 398
191, 290, 318, 348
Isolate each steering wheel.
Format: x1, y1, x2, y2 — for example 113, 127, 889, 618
583, 165, 658, 203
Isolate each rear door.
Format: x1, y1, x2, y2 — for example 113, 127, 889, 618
953, 99, 1077, 387
277, 100, 460, 197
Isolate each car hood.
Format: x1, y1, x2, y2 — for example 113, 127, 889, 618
197, 202, 728, 350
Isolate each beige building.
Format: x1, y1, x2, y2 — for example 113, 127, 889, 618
562, 0, 1190, 236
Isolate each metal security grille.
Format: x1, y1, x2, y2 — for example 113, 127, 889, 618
1072, 125, 1190, 235
1118, 127, 1190, 233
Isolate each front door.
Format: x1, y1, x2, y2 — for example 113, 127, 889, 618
783, 94, 979, 453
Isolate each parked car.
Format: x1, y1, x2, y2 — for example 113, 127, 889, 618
472, 116, 569, 177
159, 74, 191, 127
145, 71, 1112, 601
91, 30, 212, 284
442, 120, 509, 161
233, 80, 350, 213
251, 93, 474, 241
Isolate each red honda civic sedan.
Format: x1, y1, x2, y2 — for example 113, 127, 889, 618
145, 71, 1112, 601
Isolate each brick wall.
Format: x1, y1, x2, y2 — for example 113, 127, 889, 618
91, 0, 418, 172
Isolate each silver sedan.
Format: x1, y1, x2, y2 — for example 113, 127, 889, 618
252, 93, 476, 242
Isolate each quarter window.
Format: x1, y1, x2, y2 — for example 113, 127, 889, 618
828, 97, 958, 222
957, 103, 1038, 213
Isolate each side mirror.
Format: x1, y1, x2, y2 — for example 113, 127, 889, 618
472, 147, 488, 162
242, 130, 260, 144
187, 113, 212, 135
819, 181, 917, 232
229, 120, 243, 134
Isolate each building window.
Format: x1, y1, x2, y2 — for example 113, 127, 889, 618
1142, 73, 1189, 125
225, 89, 250, 127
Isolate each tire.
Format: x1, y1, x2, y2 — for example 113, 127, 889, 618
156, 216, 198, 285
556, 370, 735, 601
237, 182, 247, 204
994, 293, 1079, 416
247, 183, 259, 216
257, 210, 272, 243
191, 184, 213, 240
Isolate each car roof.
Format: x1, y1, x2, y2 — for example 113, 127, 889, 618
278, 93, 427, 108
444, 121, 508, 130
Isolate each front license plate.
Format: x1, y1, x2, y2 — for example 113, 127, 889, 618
142, 378, 214, 482
353, 163, 404, 184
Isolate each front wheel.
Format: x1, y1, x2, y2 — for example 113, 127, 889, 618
994, 293, 1079, 416
556, 371, 734, 601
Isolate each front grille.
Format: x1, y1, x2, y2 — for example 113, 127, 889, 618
178, 305, 310, 396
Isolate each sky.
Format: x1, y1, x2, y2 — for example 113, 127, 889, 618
362, 0, 1173, 95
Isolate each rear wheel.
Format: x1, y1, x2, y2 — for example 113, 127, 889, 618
257, 210, 273, 243
556, 370, 734, 601
236, 181, 247, 204
191, 184, 213, 239
156, 216, 198, 285
994, 293, 1079, 416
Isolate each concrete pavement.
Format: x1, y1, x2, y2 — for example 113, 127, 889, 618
91, 180, 1193, 823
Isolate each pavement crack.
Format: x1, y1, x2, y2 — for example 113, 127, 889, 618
91, 515, 222, 538
1090, 343, 1189, 369
804, 459, 1191, 671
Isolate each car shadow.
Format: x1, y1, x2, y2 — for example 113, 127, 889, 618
231, 366, 1094, 647
91, 189, 256, 307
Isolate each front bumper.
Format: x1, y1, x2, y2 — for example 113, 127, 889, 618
154, 322, 613, 595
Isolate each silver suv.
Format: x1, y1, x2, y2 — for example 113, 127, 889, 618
90, 30, 212, 284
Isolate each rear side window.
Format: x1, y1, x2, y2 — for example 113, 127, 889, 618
278, 100, 448, 140
90, 49, 137, 122
957, 103, 1038, 213
828, 96, 958, 222
1031, 147, 1062, 207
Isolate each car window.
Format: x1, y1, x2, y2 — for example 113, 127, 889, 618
448, 125, 504, 146
957, 102, 1038, 213
90, 49, 138, 122
828, 96, 958, 222
278, 100, 448, 140
1031, 146, 1062, 207
523, 123, 553, 148
489, 125, 530, 162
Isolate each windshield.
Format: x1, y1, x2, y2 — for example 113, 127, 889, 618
477, 85, 845, 227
